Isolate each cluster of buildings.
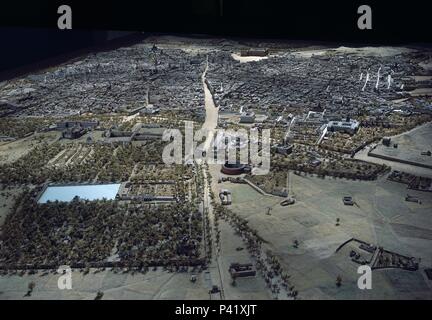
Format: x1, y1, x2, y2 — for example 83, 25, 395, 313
0, 100, 25, 117
240, 48, 269, 57
0, 43, 206, 117
50, 120, 99, 140
207, 48, 431, 136
327, 119, 360, 135
103, 123, 165, 145
117, 182, 177, 202
280, 109, 361, 147
339, 238, 420, 272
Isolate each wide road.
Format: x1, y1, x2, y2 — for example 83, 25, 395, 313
200, 57, 225, 299
201, 56, 219, 152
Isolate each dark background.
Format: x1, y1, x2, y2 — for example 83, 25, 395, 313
1, 0, 431, 75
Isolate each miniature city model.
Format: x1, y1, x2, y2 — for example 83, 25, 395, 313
0, 35, 431, 300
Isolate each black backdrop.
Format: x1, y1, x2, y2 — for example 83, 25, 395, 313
1, 0, 431, 74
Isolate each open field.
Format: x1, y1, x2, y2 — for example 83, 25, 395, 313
369, 122, 432, 169
1, 36, 432, 300
214, 172, 432, 299
0, 255, 270, 300
0, 268, 209, 300
0, 131, 60, 164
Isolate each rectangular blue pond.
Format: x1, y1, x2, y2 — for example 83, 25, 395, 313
38, 184, 121, 203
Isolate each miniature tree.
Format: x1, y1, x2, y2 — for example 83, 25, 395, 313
231, 274, 237, 287
24, 281, 36, 297
190, 274, 197, 283
95, 291, 104, 300
336, 275, 342, 287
